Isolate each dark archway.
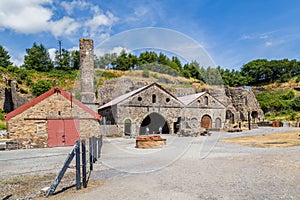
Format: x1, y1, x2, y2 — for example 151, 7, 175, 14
226, 110, 234, 124
201, 115, 212, 129
124, 119, 131, 136
139, 113, 169, 135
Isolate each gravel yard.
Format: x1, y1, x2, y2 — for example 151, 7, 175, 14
1, 127, 300, 199
63, 127, 300, 200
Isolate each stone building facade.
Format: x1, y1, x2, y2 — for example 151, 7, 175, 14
98, 83, 226, 137
5, 87, 102, 148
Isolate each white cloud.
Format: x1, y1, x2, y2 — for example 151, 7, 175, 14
0, 0, 118, 38
84, 11, 118, 38
49, 17, 80, 37
0, 0, 53, 34
48, 48, 56, 61
61, 0, 90, 15
265, 41, 273, 46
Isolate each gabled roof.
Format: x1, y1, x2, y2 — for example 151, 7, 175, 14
178, 92, 206, 105
5, 87, 102, 121
98, 82, 181, 110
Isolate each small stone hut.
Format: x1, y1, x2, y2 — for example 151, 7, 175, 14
5, 87, 102, 148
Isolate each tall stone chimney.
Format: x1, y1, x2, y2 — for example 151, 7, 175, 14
79, 38, 96, 111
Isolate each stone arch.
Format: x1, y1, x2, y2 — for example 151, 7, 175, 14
215, 118, 222, 129
201, 115, 212, 129
139, 112, 169, 135
124, 118, 132, 136
226, 110, 235, 124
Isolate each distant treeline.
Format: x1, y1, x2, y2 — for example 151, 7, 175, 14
96, 50, 300, 86
1, 43, 300, 87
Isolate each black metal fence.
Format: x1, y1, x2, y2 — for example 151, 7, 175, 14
46, 135, 103, 197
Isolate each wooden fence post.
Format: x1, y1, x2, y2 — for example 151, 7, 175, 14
82, 140, 87, 188
46, 143, 77, 197
89, 137, 93, 171
75, 140, 81, 190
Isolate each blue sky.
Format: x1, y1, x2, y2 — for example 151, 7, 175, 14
0, 0, 299, 69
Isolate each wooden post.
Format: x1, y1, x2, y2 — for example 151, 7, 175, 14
46, 143, 76, 197
75, 140, 81, 190
89, 137, 93, 171
81, 140, 87, 188
92, 136, 97, 163
97, 135, 102, 159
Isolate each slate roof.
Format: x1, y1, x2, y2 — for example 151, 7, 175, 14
5, 87, 102, 121
98, 82, 181, 110
178, 92, 206, 105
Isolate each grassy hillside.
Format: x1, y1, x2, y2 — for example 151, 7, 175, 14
253, 77, 300, 121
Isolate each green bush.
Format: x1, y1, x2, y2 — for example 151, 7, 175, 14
0, 109, 5, 120
31, 80, 54, 97
142, 70, 150, 78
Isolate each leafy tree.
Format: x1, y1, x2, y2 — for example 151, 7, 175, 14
95, 53, 117, 69
23, 42, 53, 71
0, 45, 13, 68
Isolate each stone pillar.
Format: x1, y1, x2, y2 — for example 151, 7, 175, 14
79, 38, 96, 111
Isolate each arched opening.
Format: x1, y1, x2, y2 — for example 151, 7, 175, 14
226, 110, 234, 124
204, 96, 208, 106
124, 119, 131, 136
201, 115, 212, 129
215, 118, 222, 129
152, 94, 156, 103
251, 111, 258, 119
139, 112, 169, 135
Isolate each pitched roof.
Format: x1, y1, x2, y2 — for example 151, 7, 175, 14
5, 87, 102, 121
178, 92, 206, 105
98, 82, 181, 110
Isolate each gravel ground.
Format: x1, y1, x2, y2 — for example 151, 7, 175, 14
1, 127, 300, 199
60, 127, 300, 200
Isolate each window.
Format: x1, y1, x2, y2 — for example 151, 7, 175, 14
152, 94, 156, 103
138, 97, 142, 101
35, 122, 46, 134
166, 98, 170, 103
204, 96, 208, 106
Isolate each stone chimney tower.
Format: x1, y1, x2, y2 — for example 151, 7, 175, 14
79, 38, 96, 111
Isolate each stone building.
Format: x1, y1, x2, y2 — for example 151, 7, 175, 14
98, 82, 226, 137
5, 87, 102, 148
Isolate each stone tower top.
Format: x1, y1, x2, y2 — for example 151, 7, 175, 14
79, 38, 96, 110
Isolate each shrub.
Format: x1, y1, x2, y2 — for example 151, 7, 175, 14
142, 70, 150, 78
31, 80, 54, 97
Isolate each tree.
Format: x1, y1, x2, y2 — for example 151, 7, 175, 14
23, 42, 53, 71
0, 45, 13, 68
54, 48, 71, 70
70, 50, 80, 69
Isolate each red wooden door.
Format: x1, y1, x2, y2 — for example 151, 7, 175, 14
201, 115, 212, 129
47, 119, 80, 147
64, 119, 80, 146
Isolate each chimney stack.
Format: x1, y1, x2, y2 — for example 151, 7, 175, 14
79, 38, 96, 111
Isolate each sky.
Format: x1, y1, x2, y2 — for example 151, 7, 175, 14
0, 0, 300, 70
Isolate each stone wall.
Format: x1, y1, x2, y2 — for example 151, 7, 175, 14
6, 92, 100, 148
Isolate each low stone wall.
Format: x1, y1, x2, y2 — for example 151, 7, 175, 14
99, 125, 121, 137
